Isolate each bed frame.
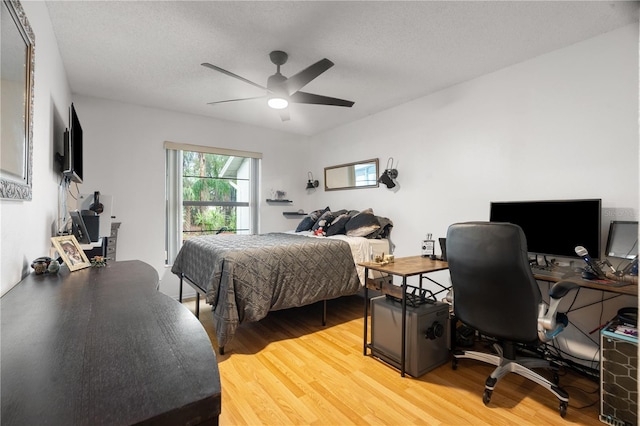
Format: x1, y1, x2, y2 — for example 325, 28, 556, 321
177, 272, 329, 321
177, 273, 328, 355
177, 272, 391, 355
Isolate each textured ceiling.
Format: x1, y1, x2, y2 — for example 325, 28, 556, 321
45, 1, 639, 136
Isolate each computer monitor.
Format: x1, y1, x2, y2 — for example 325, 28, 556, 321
489, 199, 601, 259
605, 221, 638, 260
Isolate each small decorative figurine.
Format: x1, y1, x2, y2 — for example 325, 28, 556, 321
47, 260, 60, 274
90, 256, 108, 268
31, 257, 52, 275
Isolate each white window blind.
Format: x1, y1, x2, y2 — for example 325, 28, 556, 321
165, 142, 261, 265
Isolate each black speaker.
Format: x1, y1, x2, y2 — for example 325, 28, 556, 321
81, 211, 100, 242
439, 238, 447, 261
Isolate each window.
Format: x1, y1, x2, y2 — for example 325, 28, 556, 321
165, 142, 261, 264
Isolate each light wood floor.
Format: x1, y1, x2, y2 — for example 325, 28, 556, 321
182, 295, 602, 425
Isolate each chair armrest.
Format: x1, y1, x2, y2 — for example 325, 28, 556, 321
537, 280, 579, 342
549, 280, 579, 299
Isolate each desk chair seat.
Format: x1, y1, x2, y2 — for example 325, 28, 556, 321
446, 222, 578, 418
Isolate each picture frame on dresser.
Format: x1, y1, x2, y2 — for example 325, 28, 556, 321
51, 235, 91, 271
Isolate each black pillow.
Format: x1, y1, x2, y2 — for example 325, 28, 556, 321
345, 210, 381, 238
325, 213, 350, 236
295, 216, 316, 232
295, 206, 330, 232
312, 210, 335, 231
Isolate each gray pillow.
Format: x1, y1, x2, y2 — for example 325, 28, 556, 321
345, 210, 381, 238
367, 216, 394, 239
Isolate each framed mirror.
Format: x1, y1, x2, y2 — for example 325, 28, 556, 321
1, 0, 35, 200
324, 159, 379, 191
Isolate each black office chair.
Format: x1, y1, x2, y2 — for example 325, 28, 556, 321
446, 222, 578, 417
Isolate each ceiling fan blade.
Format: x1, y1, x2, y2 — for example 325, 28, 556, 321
290, 91, 354, 107
284, 58, 334, 95
202, 63, 268, 91
207, 96, 265, 105
278, 109, 290, 122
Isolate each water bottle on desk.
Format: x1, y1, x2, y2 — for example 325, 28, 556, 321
422, 234, 435, 258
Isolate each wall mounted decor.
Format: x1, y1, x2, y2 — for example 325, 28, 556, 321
0, 0, 35, 200
324, 159, 378, 191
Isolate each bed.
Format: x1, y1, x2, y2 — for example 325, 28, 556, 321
171, 208, 392, 352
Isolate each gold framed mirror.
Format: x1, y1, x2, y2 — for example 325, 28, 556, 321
324, 159, 379, 191
1, 0, 35, 200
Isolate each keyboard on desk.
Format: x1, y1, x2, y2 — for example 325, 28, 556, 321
530, 266, 568, 280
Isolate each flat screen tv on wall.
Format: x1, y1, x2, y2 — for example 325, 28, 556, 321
61, 103, 83, 183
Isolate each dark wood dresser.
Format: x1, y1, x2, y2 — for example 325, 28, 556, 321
1, 260, 221, 425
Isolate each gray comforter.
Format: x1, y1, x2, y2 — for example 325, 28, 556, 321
171, 232, 361, 348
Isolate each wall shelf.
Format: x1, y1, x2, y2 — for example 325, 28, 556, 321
266, 199, 293, 203
283, 212, 307, 217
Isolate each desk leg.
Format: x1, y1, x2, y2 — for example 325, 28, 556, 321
401, 276, 407, 377
195, 293, 200, 318
450, 314, 457, 352
363, 267, 369, 355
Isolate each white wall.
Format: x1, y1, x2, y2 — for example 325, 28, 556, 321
307, 24, 638, 260
304, 24, 639, 365
0, 2, 72, 295
73, 96, 307, 297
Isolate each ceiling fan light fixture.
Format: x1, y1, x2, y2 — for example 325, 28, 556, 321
203, 50, 353, 119
267, 96, 288, 109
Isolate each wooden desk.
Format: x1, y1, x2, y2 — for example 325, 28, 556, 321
533, 268, 638, 296
1, 260, 221, 425
359, 256, 449, 377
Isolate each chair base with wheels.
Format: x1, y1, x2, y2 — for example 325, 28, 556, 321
452, 341, 569, 417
